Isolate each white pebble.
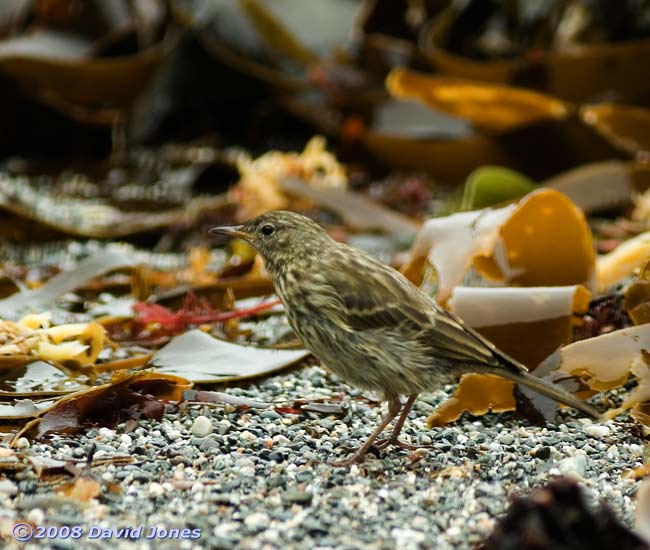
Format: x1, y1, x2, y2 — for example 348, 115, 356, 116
585, 425, 611, 438
235, 458, 256, 476
119, 434, 132, 446
239, 430, 257, 443
149, 482, 165, 497
14, 437, 30, 449
558, 453, 587, 479
191, 416, 213, 438
166, 429, 182, 441
392, 527, 426, 547
606, 444, 620, 460
98, 427, 115, 438
630, 444, 644, 457
0, 479, 17, 495
245, 512, 270, 531
28, 508, 44, 524
272, 435, 290, 446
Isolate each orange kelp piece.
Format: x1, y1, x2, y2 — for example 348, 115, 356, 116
427, 373, 516, 428
450, 285, 591, 368
386, 68, 569, 133
474, 189, 595, 288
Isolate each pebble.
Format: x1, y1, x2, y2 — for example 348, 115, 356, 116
282, 490, 312, 505
244, 512, 271, 531
558, 453, 588, 479
0, 365, 643, 550
27, 508, 44, 524
98, 427, 116, 438
166, 429, 182, 441
240, 430, 257, 443
0, 479, 17, 495
585, 425, 611, 438
191, 415, 213, 437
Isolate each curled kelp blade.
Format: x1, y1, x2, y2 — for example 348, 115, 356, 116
150, 329, 309, 383
386, 68, 570, 134
0, 173, 229, 238
624, 260, 650, 325
0, 0, 175, 113
598, 232, 650, 293
0, 252, 133, 319
0, 315, 106, 368
173, 0, 360, 87
580, 103, 650, 158
427, 285, 592, 427
419, 1, 650, 103
450, 285, 591, 368
545, 325, 650, 423
9, 370, 191, 441
403, 202, 516, 299
543, 161, 636, 215
403, 189, 595, 302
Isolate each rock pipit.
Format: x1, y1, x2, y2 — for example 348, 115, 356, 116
211, 211, 598, 465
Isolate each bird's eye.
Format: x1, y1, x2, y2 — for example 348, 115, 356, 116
261, 224, 274, 236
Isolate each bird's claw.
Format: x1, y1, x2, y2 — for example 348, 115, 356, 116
331, 456, 362, 467
374, 438, 431, 452
331, 447, 369, 467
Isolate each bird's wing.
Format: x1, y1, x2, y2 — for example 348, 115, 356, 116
322, 248, 501, 367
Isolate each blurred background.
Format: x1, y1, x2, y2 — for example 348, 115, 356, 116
0, 0, 649, 251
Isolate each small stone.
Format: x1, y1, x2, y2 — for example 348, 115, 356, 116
499, 434, 515, 445
630, 444, 644, 457
267, 476, 286, 488
0, 479, 17, 495
585, 425, 611, 438
119, 434, 132, 446
244, 512, 270, 531
606, 445, 620, 460
391, 528, 426, 547
235, 458, 256, 476
166, 429, 182, 441
191, 416, 213, 438
98, 427, 115, 438
273, 435, 291, 446
295, 471, 313, 483
133, 472, 151, 483
534, 446, 551, 460
558, 453, 587, 479
282, 490, 312, 505
149, 482, 165, 497
14, 437, 30, 449
240, 431, 257, 443
199, 437, 220, 452
27, 508, 44, 524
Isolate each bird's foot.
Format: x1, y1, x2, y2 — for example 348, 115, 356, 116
331, 449, 368, 467
374, 437, 431, 452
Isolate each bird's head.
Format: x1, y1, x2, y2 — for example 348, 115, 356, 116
210, 211, 330, 273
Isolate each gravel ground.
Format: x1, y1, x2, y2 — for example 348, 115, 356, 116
0, 365, 645, 550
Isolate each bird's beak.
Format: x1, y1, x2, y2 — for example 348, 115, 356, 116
209, 225, 250, 240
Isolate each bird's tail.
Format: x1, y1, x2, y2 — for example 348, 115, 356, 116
498, 367, 600, 419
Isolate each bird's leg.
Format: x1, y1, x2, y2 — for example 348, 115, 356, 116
374, 394, 422, 451
332, 396, 402, 466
